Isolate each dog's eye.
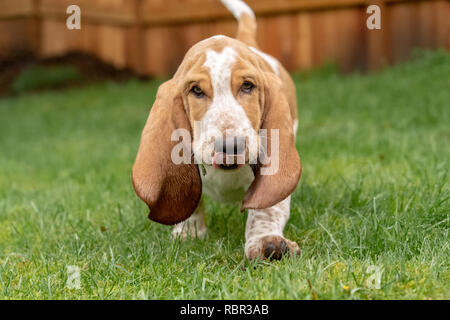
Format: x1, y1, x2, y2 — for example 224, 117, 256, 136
240, 81, 255, 94
191, 85, 205, 98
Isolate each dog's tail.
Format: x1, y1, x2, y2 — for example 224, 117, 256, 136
221, 0, 258, 47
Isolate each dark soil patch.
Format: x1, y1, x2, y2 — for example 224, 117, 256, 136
0, 51, 148, 96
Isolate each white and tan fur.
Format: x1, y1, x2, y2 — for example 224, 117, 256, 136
132, 0, 302, 260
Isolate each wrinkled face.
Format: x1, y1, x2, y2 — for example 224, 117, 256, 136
177, 37, 265, 169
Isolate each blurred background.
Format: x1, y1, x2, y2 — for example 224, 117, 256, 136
0, 0, 448, 94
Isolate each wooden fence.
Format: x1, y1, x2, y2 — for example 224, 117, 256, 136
0, 0, 448, 75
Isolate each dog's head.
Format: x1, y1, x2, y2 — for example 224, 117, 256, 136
132, 36, 301, 225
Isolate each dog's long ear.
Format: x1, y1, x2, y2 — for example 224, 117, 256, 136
132, 80, 202, 225
242, 74, 301, 210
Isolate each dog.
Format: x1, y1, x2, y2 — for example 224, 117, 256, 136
132, 0, 302, 260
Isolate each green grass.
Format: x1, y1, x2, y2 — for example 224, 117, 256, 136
11, 65, 82, 94
0, 50, 448, 299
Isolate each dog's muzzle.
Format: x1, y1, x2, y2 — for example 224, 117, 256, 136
212, 136, 246, 170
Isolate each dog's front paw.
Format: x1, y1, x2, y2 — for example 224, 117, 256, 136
245, 235, 300, 260
172, 222, 206, 240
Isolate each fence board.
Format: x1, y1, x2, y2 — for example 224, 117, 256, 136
0, 0, 448, 75
0, 19, 36, 56
294, 12, 313, 69
389, 2, 419, 62
140, 0, 368, 25
367, 0, 390, 70
39, 0, 137, 25
434, 1, 449, 50
0, 0, 34, 19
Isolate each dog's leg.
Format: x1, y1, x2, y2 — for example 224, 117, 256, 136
245, 196, 300, 260
172, 198, 206, 239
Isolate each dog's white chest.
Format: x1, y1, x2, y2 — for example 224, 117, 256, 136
200, 165, 254, 203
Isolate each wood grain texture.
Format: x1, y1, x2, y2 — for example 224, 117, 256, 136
389, 1, 418, 63
434, 1, 449, 50
367, 0, 390, 70
0, 19, 36, 56
0, 0, 34, 19
0, 0, 448, 75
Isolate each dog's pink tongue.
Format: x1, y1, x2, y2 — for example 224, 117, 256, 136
212, 152, 225, 169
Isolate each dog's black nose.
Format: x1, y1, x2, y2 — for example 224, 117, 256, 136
214, 136, 245, 155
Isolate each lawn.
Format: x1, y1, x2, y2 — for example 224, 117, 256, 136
0, 50, 448, 300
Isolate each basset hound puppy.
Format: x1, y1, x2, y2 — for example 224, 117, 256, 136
132, 0, 302, 260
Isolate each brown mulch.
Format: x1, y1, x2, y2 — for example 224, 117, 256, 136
0, 51, 148, 96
